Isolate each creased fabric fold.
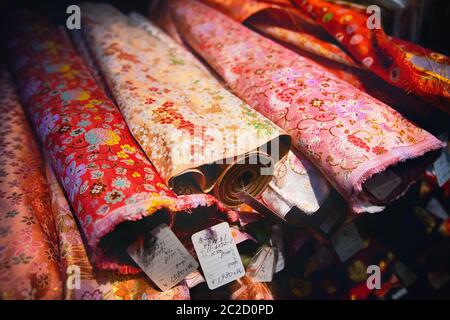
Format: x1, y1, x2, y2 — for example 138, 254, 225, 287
261, 149, 330, 218
169, 0, 445, 213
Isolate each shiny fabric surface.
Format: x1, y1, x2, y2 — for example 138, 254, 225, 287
169, 0, 444, 213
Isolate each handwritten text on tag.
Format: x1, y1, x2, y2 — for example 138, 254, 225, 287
191, 222, 245, 290
247, 246, 276, 282
127, 224, 198, 292
332, 223, 363, 262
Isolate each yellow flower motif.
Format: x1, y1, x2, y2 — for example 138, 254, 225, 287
406, 135, 417, 144
116, 151, 129, 159
105, 130, 120, 146
63, 70, 79, 79
90, 99, 102, 105
123, 159, 135, 165
121, 144, 137, 154
59, 64, 71, 73
77, 91, 90, 101
132, 172, 141, 178
113, 280, 137, 300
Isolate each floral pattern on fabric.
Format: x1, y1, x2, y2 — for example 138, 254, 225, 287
79, 4, 290, 205
229, 275, 274, 300
2, 12, 225, 273
0, 69, 63, 300
46, 165, 190, 300
252, 23, 359, 68
196, 0, 442, 119
261, 149, 330, 218
293, 0, 450, 102
170, 0, 444, 213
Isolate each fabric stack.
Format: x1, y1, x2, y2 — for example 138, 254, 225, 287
0, 0, 448, 300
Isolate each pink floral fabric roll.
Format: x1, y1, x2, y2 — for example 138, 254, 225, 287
170, 0, 445, 213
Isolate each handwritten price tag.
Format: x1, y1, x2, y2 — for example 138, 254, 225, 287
247, 246, 276, 282
191, 222, 245, 290
127, 224, 198, 292
332, 222, 363, 262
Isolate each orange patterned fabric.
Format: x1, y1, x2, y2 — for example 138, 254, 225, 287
0, 69, 63, 300
293, 0, 450, 102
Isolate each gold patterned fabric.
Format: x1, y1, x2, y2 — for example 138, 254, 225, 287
80, 3, 291, 207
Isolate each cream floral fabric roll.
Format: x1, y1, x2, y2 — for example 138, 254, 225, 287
81, 3, 290, 207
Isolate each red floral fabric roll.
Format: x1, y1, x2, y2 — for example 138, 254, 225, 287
1, 12, 227, 273
45, 164, 191, 300
292, 0, 450, 102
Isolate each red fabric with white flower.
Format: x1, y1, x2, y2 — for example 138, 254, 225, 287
2, 12, 223, 273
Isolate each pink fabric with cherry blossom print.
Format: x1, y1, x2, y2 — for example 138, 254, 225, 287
170, 0, 445, 213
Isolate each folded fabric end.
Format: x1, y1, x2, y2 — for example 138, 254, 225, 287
91, 193, 230, 274
350, 137, 446, 213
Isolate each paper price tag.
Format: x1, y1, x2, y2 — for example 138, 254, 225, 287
393, 261, 417, 287
365, 170, 402, 200
127, 224, 198, 292
331, 223, 363, 262
184, 271, 206, 289
434, 148, 450, 187
247, 246, 276, 282
426, 198, 448, 220
191, 222, 245, 290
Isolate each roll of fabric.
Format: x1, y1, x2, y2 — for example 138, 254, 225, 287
129, 12, 331, 218
169, 0, 445, 213
0, 68, 63, 300
255, 25, 438, 122
292, 0, 450, 101
195, 0, 447, 120
66, 29, 112, 99
252, 22, 359, 68
199, 0, 450, 103
1, 11, 228, 273
80, 3, 290, 208
0, 66, 189, 299
46, 164, 190, 300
